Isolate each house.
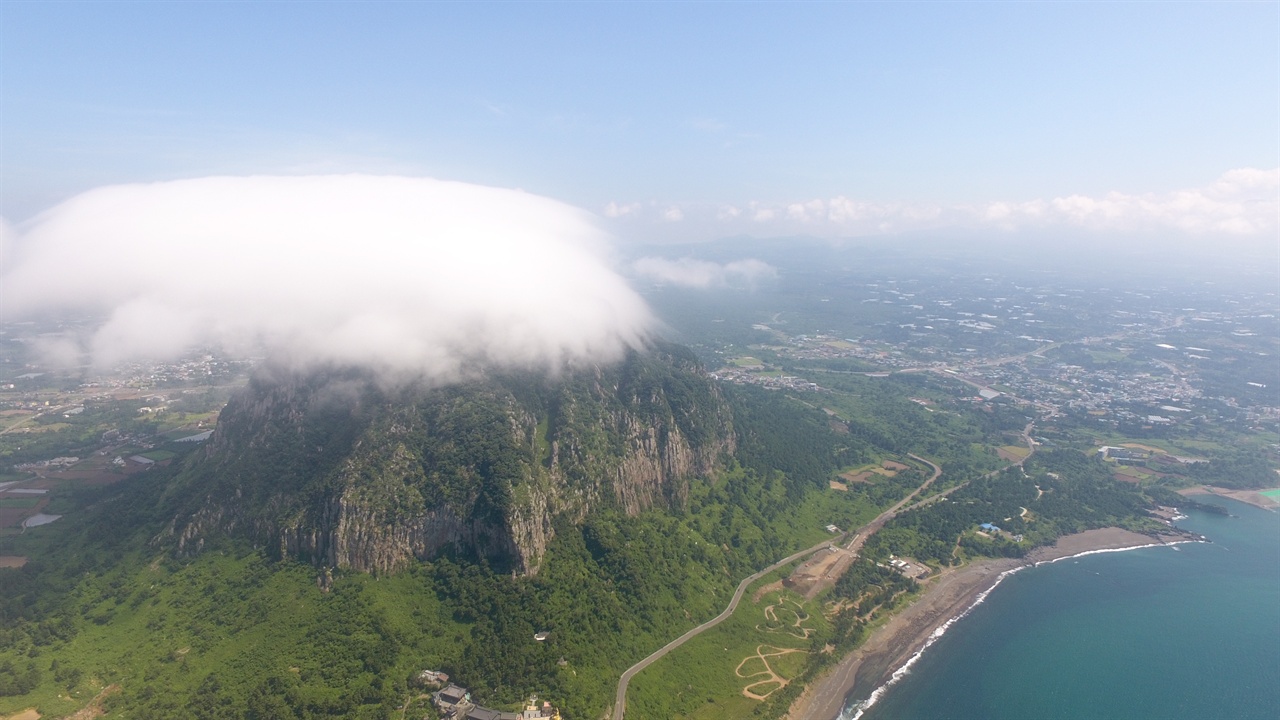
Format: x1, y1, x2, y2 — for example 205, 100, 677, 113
433, 683, 470, 710
522, 697, 562, 720
417, 669, 449, 687
465, 708, 520, 720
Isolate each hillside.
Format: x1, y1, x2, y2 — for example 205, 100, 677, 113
0, 342, 886, 719
164, 343, 735, 575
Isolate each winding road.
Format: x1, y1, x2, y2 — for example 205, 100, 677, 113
610, 535, 836, 720
611, 454, 943, 720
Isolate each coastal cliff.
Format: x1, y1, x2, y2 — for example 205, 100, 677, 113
163, 343, 734, 574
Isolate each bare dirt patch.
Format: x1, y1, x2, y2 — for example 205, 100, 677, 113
66, 684, 120, 720
1120, 442, 1167, 453
752, 580, 784, 603
785, 546, 852, 599
841, 460, 909, 484
1181, 485, 1280, 510
0, 507, 36, 529
737, 645, 807, 700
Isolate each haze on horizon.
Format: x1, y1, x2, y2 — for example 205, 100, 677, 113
0, 2, 1276, 368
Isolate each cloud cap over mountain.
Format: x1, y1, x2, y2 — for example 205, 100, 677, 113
2, 175, 654, 378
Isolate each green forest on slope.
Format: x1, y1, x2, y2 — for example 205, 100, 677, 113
0, 382, 898, 719
0, 369, 1180, 720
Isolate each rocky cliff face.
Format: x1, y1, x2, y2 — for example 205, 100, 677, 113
164, 343, 734, 575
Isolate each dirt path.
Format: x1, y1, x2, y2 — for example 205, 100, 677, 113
66, 684, 120, 720
611, 535, 839, 720
737, 645, 807, 700
759, 597, 813, 639
612, 459, 945, 719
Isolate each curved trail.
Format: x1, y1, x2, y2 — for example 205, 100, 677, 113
611, 535, 836, 720
611, 456, 942, 720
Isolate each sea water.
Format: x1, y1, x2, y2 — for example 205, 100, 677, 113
854, 497, 1280, 720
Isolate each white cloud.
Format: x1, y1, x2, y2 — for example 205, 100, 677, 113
1013, 167, 1280, 235
631, 257, 777, 289
609, 168, 1277, 243
2, 175, 654, 380
716, 205, 741, 220
786, 199, 826, 222
603, 200, 642, 218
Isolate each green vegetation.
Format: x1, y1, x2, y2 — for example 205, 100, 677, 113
0, 461, 889, 719
0, 360, 901, 720
627, 553, 920, 720
0, 327, 1234, 720
865, 449, 1167, 566
627, 582, 824, 720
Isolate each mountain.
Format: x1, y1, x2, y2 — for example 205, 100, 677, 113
162, 343, 736, 575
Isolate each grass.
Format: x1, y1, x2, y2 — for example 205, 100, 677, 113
626, 581, 824, 720
998, 445, 1031, 460
26, 422, 72, 434
0, 550, 470, 719
622, 469, 900, 719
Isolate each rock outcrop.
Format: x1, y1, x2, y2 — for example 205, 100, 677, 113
164, 343, 734, 575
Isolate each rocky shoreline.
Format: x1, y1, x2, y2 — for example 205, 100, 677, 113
784, 527, 1196, 720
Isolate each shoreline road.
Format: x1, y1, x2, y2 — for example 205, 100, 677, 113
611, 455, 943, 720
611, 535, 838, 720
841, 454, 940, 554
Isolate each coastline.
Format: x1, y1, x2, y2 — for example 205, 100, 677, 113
783, 527, 1193, 720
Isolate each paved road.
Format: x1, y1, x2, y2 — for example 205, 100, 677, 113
903, 419, 1040, 514
611, 455, 943, 720
841, 454, 941, 553
610, 535, 836, 720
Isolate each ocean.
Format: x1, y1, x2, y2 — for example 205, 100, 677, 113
851, 496, 1280, 720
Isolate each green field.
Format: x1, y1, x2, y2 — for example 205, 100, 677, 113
627, 578, 824, 720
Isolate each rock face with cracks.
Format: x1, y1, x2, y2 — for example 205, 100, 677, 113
164, 344, 734, 575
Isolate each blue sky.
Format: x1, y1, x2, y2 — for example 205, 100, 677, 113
2, 1, 1277, 242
